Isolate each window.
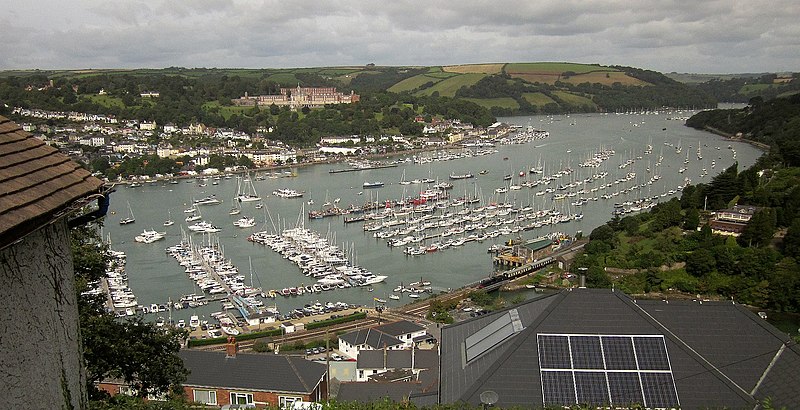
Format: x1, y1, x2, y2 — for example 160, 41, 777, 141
193, 389, 217, 405
279, 395, 302, 409
230, 392, 254, 405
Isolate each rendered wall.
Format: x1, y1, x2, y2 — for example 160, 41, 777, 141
0, 220, 87, 409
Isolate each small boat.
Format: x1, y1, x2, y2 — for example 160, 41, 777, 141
363, 181, 384, 189
408, 293, 419, 298
163, 210, 174, 226
389, 294, 400, 300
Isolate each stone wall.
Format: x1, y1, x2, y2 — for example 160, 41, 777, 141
0, 220, 86, 409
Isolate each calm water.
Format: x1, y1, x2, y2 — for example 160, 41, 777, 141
103, 111, 762, 322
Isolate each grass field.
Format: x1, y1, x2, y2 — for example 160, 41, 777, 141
443, 63, 505, 75
462, 97, 519, 110
388, 74, 442, 93
563, 71, 649, 86
84, 94, 126, 109
415, 73, 485, 97
506, 62, 608, 75
552, 91, 597, 109
265, 72, 302, 85
522, 92, 556, 106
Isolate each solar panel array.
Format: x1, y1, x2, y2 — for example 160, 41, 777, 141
537, 334, 679, 409
464, 309, 524, 363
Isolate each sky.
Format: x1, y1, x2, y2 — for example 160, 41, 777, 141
2, 0, 798, 74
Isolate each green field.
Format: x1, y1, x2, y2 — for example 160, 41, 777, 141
552, 91, 597, 109
463, 97, 519, 110
506, 62, 610, 75
522, 92, 556, 106
388, 74, 442, 93
415, 73, 485, 97
84, 94, 126, 109
265, 72, 303, 85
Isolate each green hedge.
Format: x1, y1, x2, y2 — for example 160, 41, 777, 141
306, 311, 367, 330
187, 328, 282, 347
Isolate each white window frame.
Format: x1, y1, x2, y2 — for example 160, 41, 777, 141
193, 389, 217, 405
279, 395, 302, 409
230, 391, 254, 405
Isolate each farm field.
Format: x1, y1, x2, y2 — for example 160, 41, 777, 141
388, 74, 442, 93
552, 91, 597, 109
415, 73, 485, 97
522, 92, 556, 106
462, 97, 519, 110
443, 63, 505, 75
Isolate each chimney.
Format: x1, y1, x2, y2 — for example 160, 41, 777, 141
226, 336, 238, 358
579, 274, 586, 288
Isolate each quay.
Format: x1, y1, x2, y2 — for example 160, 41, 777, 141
328, 163, 398, 173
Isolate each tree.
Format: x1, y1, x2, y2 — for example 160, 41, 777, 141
685, 249, 716, 277
783, 218, 800, 258
72, 224, 187, 401
738, 208, 776, 248
683, 208, 700, 231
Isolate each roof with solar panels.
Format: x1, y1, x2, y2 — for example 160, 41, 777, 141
439, 288, 800, 409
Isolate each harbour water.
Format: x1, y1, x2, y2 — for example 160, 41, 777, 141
102, 111, 762, 324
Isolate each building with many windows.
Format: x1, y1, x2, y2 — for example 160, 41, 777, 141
233, 87, 359, 109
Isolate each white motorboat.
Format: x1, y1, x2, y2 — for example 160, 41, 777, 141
134, 229, 166, 243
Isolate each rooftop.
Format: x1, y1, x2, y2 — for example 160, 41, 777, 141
440, 288, 800, 409
0, 115, 103, 249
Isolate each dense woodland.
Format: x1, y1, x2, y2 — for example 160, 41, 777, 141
577, 94, 800, 314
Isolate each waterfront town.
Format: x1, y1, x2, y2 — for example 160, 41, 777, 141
11, 94, 510, 180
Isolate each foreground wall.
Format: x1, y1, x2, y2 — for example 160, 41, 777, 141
0, 221, 86, 409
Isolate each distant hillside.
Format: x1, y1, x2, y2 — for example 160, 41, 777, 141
668, 72, 800, 103
686, 93, 800, 166
0, 63, 716, 115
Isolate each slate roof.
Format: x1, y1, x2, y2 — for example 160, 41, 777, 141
0, 116, 103, 249
339, 328, 404, 349
179, 350, 326, 394
373, 320, 426, 337
440, 288, 800, 409
358, 349, 438, 370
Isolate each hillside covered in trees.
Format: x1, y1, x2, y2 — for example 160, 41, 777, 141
577, 94, 800, 316
0, 63, 719, 145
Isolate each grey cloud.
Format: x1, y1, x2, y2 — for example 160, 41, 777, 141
1, 0, 798, 73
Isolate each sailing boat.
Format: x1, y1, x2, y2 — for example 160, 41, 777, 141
236, 174, 261, 202
119, 201, 135, 225
163, 210, 175, 226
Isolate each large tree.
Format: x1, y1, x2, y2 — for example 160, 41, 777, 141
71, 224, 187, 400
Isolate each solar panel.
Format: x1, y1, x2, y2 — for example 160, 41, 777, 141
538, 334, 679, 409
607, 372, 644, 407
570, 336, 604, 370
541, 371, 575, 406
538, 335, 571, 369
641, 372, 680, 408
602, 336, 637, 370
464, 309, 524, 362
574, 371, 609, 405
634, 337, 671, 371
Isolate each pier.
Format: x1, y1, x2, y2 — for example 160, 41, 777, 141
328, 163, 398, 173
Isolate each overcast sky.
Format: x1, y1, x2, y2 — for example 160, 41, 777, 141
2, 0, 798, 74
